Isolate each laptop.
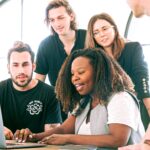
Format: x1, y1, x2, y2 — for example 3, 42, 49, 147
0, 107, 46, 149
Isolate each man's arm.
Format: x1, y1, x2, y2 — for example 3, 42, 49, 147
35, 73, 46, 82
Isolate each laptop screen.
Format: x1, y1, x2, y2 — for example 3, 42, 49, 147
0, 107, 7, 148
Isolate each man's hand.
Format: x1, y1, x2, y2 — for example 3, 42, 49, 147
14, 128, 32, 143
4, 126, 13, 140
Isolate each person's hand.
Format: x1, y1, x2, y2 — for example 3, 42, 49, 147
4, 126, 13, 140
28, 131, 52, 142
14, 128, 32, 143
39, 134, 69, 145
144, 139, 150, 145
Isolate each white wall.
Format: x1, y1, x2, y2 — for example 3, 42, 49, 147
69, 0, 130, 35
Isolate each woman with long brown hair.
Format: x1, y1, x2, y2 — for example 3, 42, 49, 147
85, 13, 150, 130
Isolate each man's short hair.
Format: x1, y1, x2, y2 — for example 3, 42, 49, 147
7, 41, 35, 63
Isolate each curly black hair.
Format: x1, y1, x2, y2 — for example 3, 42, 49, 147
55, 48, 135, 112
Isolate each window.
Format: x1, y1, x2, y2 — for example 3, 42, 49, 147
0, 0, 21, 80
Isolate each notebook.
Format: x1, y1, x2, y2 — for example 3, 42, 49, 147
0, 107, 46, 149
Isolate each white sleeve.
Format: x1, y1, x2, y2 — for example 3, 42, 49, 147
107, 92, 140, 130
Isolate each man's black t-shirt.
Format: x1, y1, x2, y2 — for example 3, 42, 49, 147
0, 79, 62, 133
35, 29, 86, 86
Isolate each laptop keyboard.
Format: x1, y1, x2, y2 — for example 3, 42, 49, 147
7, 142, 25, 145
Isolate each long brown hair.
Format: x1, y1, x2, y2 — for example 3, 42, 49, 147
55, 48, 135, 112
45, 0, 77, 34
85, 13, 125, 59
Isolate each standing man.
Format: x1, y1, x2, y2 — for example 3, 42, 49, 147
127, 0, 150, 129
127, 0, 150, 17
0, 41, 61, 142
35, 0, 86, 121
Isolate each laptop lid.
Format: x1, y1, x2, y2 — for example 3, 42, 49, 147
0, 107, 46, 149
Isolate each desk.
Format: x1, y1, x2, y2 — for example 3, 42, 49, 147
1, 140, 90, 150
8, 144, 89, 150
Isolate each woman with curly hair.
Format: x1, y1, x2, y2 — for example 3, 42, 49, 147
30, 48, 144, 150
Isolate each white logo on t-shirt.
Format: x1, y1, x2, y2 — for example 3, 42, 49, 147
26, 100, 43, 115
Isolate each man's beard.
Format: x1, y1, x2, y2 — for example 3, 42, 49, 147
11, 72, 33, 88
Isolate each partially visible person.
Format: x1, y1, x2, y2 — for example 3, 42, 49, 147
119, 123, 150, 149
35, 0, 86, 121
126, 0, 150, 17
85, 13, 150, 130
0, 41, 61, 142
143, 123, 150, 144
29, 48, 144, 150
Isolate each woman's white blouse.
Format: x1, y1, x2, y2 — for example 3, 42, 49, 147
78, 117, 91, 135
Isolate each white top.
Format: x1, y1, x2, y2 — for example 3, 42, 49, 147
75, 92, 145, 149
78, 117, 91, 135
107, 92, 145, 143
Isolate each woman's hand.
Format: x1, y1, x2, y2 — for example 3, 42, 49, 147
4, 126, 13, 140
28, 132, 50, 142
40, 134, 70, 145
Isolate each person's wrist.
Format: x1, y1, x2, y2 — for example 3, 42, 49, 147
146, 107, 150, 117
66, 134, 73, 143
